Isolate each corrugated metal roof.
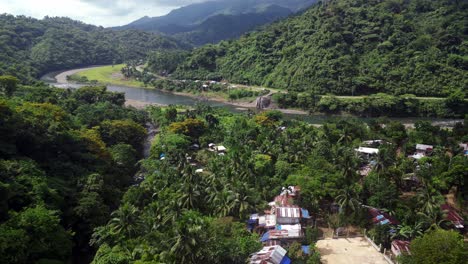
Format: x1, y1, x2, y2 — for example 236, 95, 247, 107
355, 147, 379, 154
250, 246, 288, 264
269, 227, 303, 239
391, 240, 411, 256
276, 206, 301, 218
270, 246, 287, 264
416, 144, 433, 151
369, 208, 399, 225
441, 204, 464, 228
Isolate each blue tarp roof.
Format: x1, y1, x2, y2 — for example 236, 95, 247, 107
248, 219, 257, 224
301, 208, 310, 218
280, 256, 292, 264
380, 219, 390, 225
260, 232, 270, 242
301, 245, 310, 255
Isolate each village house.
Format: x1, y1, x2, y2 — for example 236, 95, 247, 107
249, 245, 291, 264
362, 140, 386, 147
441, 204, 464, 230
459, 143, 468, 156
355, 147, 379, 158
208, 143, 227, 154
216, 145, 227, 153
355, 146, 379, 176
409, 144, 433, 159
416, 144, 433, 154
368, 208, 399, 226
402, 173, 421, 191
249, 185, 311, 248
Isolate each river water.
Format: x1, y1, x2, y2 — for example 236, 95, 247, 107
41, 70, 463, 127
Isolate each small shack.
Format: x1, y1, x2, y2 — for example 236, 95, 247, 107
460, 143, 468, 156
355, 147, 380, 162
369, 208, 399, 225
391, 240, 411, 256
415, 144, 433, 155
250, 245, 291, 264
441, 204, 464, 229
216, 145, 227, 153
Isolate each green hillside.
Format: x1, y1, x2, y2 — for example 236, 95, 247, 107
0, 15, 186, 83
174, 0, 467, 97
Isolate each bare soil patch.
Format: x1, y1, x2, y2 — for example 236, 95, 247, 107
316, 237, 388, 264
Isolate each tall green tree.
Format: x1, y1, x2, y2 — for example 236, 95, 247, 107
401, 229, 466, 264
0, 76, 19, 96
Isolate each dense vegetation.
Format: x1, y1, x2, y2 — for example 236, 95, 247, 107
0, 15, 185, 83
91, 101, 467, 263
274, 91, 467, 117
0, 80, 148, 263
1, 76, 466, 263
173, 0, 467, 97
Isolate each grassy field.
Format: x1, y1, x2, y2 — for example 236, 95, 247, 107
73, 64, 145, 87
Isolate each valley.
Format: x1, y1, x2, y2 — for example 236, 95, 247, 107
0, 0, 466, 264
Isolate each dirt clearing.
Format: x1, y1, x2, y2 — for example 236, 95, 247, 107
316, 237, 388, 264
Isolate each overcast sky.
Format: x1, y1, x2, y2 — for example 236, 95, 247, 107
0, 0, 212, 27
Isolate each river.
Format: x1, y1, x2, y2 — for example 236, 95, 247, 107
41, 68, 463, 127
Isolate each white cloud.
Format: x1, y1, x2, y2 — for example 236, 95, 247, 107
0, 0, 212, 27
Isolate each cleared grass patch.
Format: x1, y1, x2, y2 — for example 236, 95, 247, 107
73, 64, 145, 87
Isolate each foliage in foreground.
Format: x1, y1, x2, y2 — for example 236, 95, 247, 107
0, 83, 147, 263
399, 229, 467, 264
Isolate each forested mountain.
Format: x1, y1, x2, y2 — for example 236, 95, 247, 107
174, 0, 467, 97
0, 15, 185, 83
116, 0, 317, 45
172, 5, 293, 46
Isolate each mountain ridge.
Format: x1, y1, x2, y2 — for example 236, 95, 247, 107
0, 14, 185, 82
115, 0, 317, 45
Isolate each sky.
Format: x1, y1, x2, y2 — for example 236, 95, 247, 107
0, 0, 212, 27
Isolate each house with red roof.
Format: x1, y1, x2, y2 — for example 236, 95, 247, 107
441, 204, 464, 230
391, 240, 411, 256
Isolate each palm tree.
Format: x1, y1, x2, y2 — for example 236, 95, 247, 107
178, 167, 203, 210
231, 181, 256, 219
333, 145, 359, 184
212, 186, 236, 217
168, 210, 207, 264
108, 203, 142, 239
417, 207, 451, 230
374, 145, 396, 175
416, 180, 444, 216
335, 187, 361, 215
392, 222, 424, 240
